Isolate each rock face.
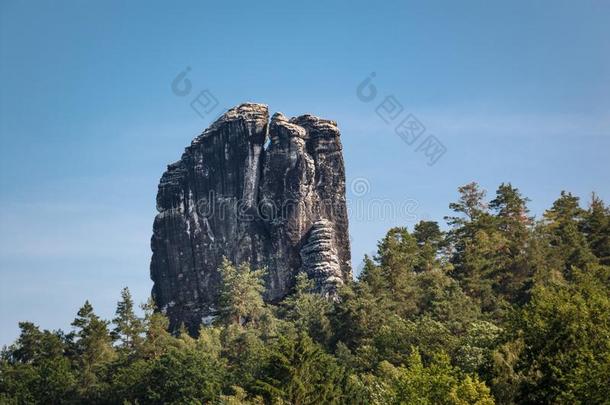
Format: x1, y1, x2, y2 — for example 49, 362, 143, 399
150, 103, 351, 333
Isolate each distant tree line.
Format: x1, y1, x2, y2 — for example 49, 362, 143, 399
1, 182, 609, 404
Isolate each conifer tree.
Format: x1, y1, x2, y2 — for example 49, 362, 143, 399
140, 298, 173, 359
542, 191, 596, 276
112, 287, 144, 356
255, 333, 345, 404
582, 193, 610, 265
217, 258, 268, 327
489, 183, 535, 304
70, 301, 116, 394
281, 272, 333, 346
413, 220, 447, 272
489, 183, 532, 248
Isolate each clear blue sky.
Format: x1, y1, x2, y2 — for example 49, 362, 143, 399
1, 0, 609, 345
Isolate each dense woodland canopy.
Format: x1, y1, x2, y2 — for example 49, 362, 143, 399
1, 182, 609, 404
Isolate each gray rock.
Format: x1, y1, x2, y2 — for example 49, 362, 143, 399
150, 103, 351, 333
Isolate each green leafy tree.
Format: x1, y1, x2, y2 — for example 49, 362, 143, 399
447, 183, 537, 315
219, 385, 265, 404
220, 324, 270, 392
489, 183, 532, 241
489, 184, 535, 303
3, 184, 609, 405
455, 321, 502, 379
514, 264, 610, 403
447, 182, 489, 226
489, 337, 524, 404
347, 349, 494, 405
377, 227, 419, 277
333, 280, 391, 354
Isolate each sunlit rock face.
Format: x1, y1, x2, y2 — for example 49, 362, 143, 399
150, 103, 351, 333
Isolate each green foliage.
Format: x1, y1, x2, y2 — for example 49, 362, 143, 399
347, 349, 494, 405
112, 287, 144, 357
70, 300, 117, 399
142, 346, 226, 403
542, 191, 597, 276
413, 220, 450, 272
140, 297, 174, 359
455, 321, 502, 378
445, 182, 539, 317
217, 257, 268, 327
254, 333, 345, 404
2, 184, 609, 404
513, 264, 610, 404
280, 272, 333, 345
582, 193, 610, 265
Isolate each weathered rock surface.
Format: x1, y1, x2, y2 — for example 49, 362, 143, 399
150, 103, 351, 333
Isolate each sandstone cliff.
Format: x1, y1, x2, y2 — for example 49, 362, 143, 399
150, 103, 351, 332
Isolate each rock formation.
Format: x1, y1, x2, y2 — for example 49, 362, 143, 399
150, 103, 351, 333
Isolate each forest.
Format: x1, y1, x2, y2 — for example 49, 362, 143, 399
1, 182, 609, 404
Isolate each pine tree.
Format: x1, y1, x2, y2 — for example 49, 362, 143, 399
255, 333, 345, 404
358, 254, 386, 293
112, 287, 144, 356
542, 191, 596, 277
489, 183, 532, 248
140, 298, 173, 359
445, 182, 495, 270
582, 193, 610, 265
489, 183, 535, 304
217, 258, 268, 327
281, 272, 333, 346
446, 182, 489, 227
413, 220, 447, 272
446, 183, 506, 313
376, 227, 419, 274
8, 322, 64, 364
70, 301, 116, 394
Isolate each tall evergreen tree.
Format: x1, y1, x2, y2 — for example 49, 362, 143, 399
255, 333, 345, 404
446, 182, 489, 227
281, 272, 333, 346
542, 191, 596, 277
445, 182, 495, 268
70, 301, 116, 396
582, 193, 610, 265
489, 183, 535, 304
140, 298, 173, 359
217, 258, 268, 327
489, 183, 532, 247
413, 220, 447, 272
446, 183, 506, 314
112, 287, 144, 356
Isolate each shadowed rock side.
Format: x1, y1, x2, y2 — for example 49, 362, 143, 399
150, 103, 351, 333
